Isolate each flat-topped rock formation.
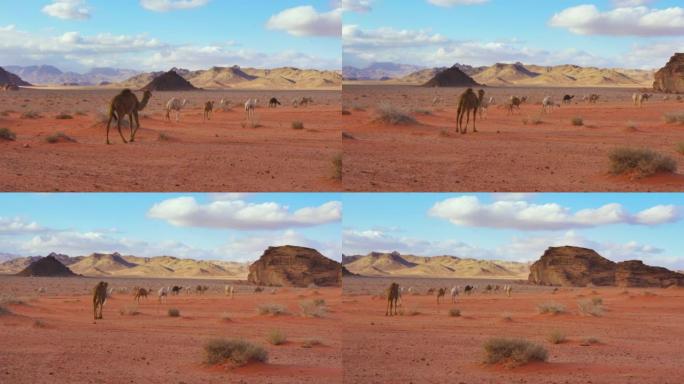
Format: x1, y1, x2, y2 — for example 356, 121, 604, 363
248, 245, 341, 287
653, 53, 684, 93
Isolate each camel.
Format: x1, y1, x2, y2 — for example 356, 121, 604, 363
450, 286, 459, 303
436, 288, 446, 304
385, 282, 400, 316
506, 96, 522, 114
563, 95, 575, 104
225, 284, 235, 298
93, 281, 108, 321
268, 97, 281, 108
503, 285, 512, 297
588, 94, 600, 104
133, 287, 149, 303
456, 88, 484, 134
165, 98, 188, 122
219, 99, 231, 111
106, 89, 152, 144
633, 93, 651, 107
542, 96, 555, 114
196, 285, 209, 295
203, 101, 214, 121
158, 287, 169, 303
245, 98, 258, 120
171, 286, 183, 295
478, 95, 491, 119
464, 285, 474, 295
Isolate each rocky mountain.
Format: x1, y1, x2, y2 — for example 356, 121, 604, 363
0, 67, 31, 86
423, 65, 481, 87
16, 255, 78, 277
343, 62, 427, 80
529, 246, 684, 287
141, 70, 198, 91
343, 251, 529, 279
248, 245, 341, 287
4, 65, 140, 85
0, 252, 248, 279
653, 53, 684, 93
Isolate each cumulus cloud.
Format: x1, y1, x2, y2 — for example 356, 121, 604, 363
428, 196, 680, 230
343, 229, 490, 258
335, 0, 373, 13
42, 0, 91, 20
140, 0, 210, 12
427, 0, 488, 7
147, 196, 341, 230
549, 4, 684, 36
267, 6, 342, 37
0, 217, 45, 235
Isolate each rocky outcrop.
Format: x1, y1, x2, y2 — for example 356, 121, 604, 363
0, 67, 31, 87
423, 65, 480, 87
653, 53, 684, 93
15, 255, 78, 277
141, 70, 198, 91
248, 245, 341, 287
529, 246, 684, 287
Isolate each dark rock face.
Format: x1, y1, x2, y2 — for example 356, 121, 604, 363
16, 255, 78, 277
653, 53, 684, 93
423, 65, 480, 87
0, 67, 31, 87
529, 246, 684, 287
141, 70, 198, 91
248, 245, 341, 287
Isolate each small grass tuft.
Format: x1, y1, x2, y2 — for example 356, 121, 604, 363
537, 302, 566, 315
32, 319, 48, 328
501, 312, 513, 322
0, 127, 17, 141
331, 153, 342, 181
266, 329, 287, 345
55, 112, 73, 120
204, 338, 268, 366
448, 308, 461, 317
220, 312, 231, 322
21, 111, 41, 119
45, 132, 76, 144
374, 103, 417, 125
168, 308, 181, 317
291, 121, 304, 130
580, 337, 601, 346
483, 338, 548, 367
609, 147, 677, 177
547, 330, 566, 344
577, 299, 604, 317
299, 299, 328, 318
664, 112, 684, 124
571, 116, 584, 126
119, 305, 140, 316
258, 303, 288, 316
158, 132, 171, 141
302, 339, 322, 348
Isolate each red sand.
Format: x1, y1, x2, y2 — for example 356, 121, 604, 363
0, 276, 341, 384
0, 89, 341, 192
342, 276, 684, 384
343, 85, 684, 192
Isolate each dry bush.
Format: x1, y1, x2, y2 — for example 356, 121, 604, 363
158, 132, 171, 141
299, 299, 328, 318
591, 297, 603, 305
664, 112, 684, 124
413, 108, 432, 116
21, 111, 41, 119
448, 308, 461, 317
374, 103, 417, 125
32, 319, 48, 328
537, 302, 566, 315
676, 142, 684, 155
580, 337, 601, 346
204, 339, 268, 366
302, 339, 322, 348
55, 112, 73, 120
571, 116, 584, 126
45, 132, 77, 144
547, 330, 566, 344
168, 308, 181, 317
341, 109, 351, 115
257, 303, 288, 316
483, 338, 548, 367
0, 294, 25, 305
609, 147, 677, 177
266, 330, 287, 345
0, 305, 11, 316
220, 312, 231, 322
119, 305, 140, 316
523, 116, 543, 125
578, 299, 603, 317
291, 121, 304, 130
342, 131, 355, 140
352, 103, 366, 111
331, 153, 342, 181
501, 312, 513, 322
0, 127, 16, 141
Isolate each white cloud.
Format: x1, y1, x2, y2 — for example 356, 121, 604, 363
267, 6, 342, 37
613, 0, 653, 6
147, 196, 341, 230
427, 0, 488, 7
343, 25, 447, 49
549, 4, 684, 36
335, 0, 373, 13
218, 229, 341, 262
42, 0, 91, 20
140, 0, 210, 12
428, 196, 680, 230
0, 217, 44, 235
343, 229, 489, 258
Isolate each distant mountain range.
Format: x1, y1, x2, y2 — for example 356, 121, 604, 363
344, 62, 655, 87
4, 65, 141, 86
0, 252, 249, 279
342, 251, 530, 279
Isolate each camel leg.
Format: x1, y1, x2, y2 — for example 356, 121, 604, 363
131, 111, 140, 142
117, 116, 128, 144
463, 111, 470, 134
473, 110, 477, 133
106, 115, 114, 145
386, 299, 390, 316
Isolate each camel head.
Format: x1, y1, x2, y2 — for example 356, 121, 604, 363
477, 89, 485, 101
138, 90, 152, 110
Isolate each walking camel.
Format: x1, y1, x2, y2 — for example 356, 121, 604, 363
203, 101, 214, 121
165, 98, 188, 122
450, 286, 459, 303
633, 93, 651, 107
562, 95, 575, 104
133, 287, 149, 303
93, 281, 108, 321
106, 89, 152, 144
456, 88, 484, 134
268, 97, 281, 108
436, 288, 446, 304
386, 282, 400, 316
245, 98, 258, 120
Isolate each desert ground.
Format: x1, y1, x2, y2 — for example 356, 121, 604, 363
0, 275, 341, 384
342, 85, 684, 192
0, 88, 341, 192
343, 276, 684, 384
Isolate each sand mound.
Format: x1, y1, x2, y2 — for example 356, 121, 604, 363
248, 245, 341, 287
423, 65, 480, 87
16, 255, 78, 277
141, 70, 198, 91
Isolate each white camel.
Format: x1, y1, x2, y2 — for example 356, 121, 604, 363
503, 285, 512, 297
165, 98, 188, 122
224, 284, 235, 298
633, 93, 651, 107
541, 96, 555, 114
478, 97, 491, 119
245, 98, 258, 120
450, 286, 459, 303
158, 286, 168, 303
432, 96, 442, 106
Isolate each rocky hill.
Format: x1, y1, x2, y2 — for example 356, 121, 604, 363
343, 251, 529, 279
4, 65, 139, 86
423, 65, 480, 87
0, 67, 31, 86
529, 246, 684, 287
15, 255, 78, 277
141, 70, 198, 91
653, 53, 684, 93
248, 245, 341, 287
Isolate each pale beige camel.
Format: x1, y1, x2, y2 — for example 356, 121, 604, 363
93, 281, 108, 321
386, 282, 400, 316
456, 88, 484, 134
106, 89, 152, 144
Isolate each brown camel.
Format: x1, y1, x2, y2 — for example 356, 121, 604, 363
457, 88, 484, 134
203, 101, 214, 120
507, 96, 522, 114
106, 89, 152, 144
133, 287, 149, 303
386, 282, 400, 316
93, 281, 108, 321
436, 288, 446, 304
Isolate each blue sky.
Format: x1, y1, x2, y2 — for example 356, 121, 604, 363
0, 193, 342, 262
0, 0, 341, 72
343, 0, 684, 69
343, 193, 684, 269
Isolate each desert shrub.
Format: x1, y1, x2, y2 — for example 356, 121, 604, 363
0, 305, 11, 316
664, 112, 684, 124
331, 153, 342, 181
643, 291, 657, 297
413, 108, 432, 115
547, 330, 566, 344
501, 313, 513, 322
74, 110, 87, 116
342, 132, 355, 140
591, 297, 603, 305
204, 338, 268, 366
448, 308, 461, 317
439, 129, 450, 138
402, 307, 420, 316
523, 116, 543, 125
299, 299, 328, 318
676, 142, 684, 155
258, 303, 288, 316
168, 308, 181, 317
0, 294, 25, 305
291, 121, 304, 130
21, 111, 41, 119
0, 127, 16, 141
45, 132, 76, 143
537, 302, 566, 315
609, 147, 677, 177
352, 103, 366, 111
571, 116, 584, 126
374, 103, 417, 125
581, 337, 600, 346
220, 312, 231, 322
483, 338, 548, 367
266, 329, 287, 345
33, 319, 48, 328
577, 299, 603, 317
341, 109, 351, 115
302, 339, 322, 348
158, 132, 171, 141
626, 121, 638, 130
119, 305, 140, 316
55, 112, 73, 120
